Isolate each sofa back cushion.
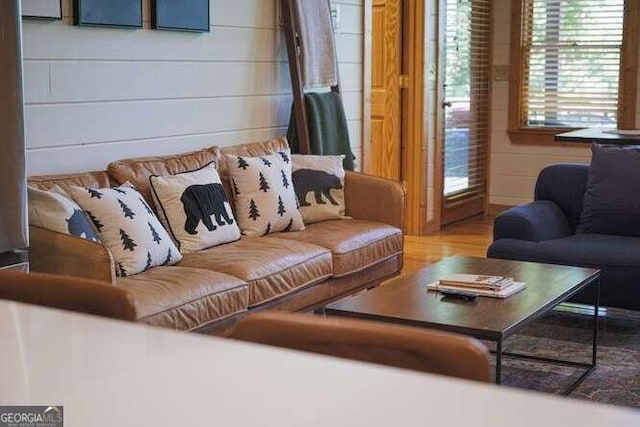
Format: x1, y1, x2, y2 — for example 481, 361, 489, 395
577, 143, 640, 236
107, 147, 219, 205
534, 163, 589, 231
28, 171, 113, 193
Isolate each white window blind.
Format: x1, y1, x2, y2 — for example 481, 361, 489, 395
523, 0, 624, 127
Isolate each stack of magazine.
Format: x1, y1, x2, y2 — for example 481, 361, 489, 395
427, 274, 526, 298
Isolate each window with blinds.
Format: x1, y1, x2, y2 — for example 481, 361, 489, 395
442, 0, 491, 206
523, 0, 624, 127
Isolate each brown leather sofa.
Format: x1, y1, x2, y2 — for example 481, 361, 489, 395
28, 138, 404, 334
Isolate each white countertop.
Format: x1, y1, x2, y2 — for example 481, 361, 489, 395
0, 300, 638, 426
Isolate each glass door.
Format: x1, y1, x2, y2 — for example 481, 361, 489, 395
440, 0, 491, 225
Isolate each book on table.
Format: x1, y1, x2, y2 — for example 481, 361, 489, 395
427, 274, 527, 298
437, 274, 514, 290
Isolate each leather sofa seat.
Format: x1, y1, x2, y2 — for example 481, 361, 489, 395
117, 266, 248, 330
179, 237, 333, 306
274, 219, 403, 277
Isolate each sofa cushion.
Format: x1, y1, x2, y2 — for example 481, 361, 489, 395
178, 237, 332, 306
28, 185, 101, 242
291, 154, 348, 224
226, 150, 305, 237
272, 219, 403, 277
218, 137, 289, 199
107, 147, 219, 205
149, 164, 240, 252
117, 266, 248, 330
68, 185, 181, 277
488, 233, 640, 269
28, 171, 113, 193
578, 144, 640, 236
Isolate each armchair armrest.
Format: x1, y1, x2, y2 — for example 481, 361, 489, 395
493, 200, 573, 242
29, 225, 115, 284
344, 171, 405, 230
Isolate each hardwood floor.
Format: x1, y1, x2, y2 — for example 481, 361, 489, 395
403, 215, 495, 274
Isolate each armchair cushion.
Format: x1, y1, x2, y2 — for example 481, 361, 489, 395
488, 233, 640, 269
577, 143, 640, 236
493, 200, 572, 242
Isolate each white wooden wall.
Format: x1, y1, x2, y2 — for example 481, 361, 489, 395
22, 0, 364, 175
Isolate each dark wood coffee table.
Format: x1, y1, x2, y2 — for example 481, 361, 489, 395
325, 256, 600, 394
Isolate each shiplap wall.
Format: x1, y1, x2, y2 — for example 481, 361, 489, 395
22, 0, 364, 175
488, 0, 640, 207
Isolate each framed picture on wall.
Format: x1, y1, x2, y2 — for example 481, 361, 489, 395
74, 0, 142, 28
22, 0, 62, 19
151, 0, 210, 32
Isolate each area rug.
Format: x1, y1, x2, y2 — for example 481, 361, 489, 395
497, 309, 640, 408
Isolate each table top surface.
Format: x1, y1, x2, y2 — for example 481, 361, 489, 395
555, 128, 640, 144
1, 298, 638, 426
326, 256, 599, 339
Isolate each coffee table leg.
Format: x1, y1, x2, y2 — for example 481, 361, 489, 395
591, 278, 600, 367
495, 339, 502, 384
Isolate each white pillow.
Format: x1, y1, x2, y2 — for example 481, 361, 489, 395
226, 150, 304, 236
291, 154, 349, 223
149, 164, 240, 253
68, 185, 181, 277
28, 185, 100, 242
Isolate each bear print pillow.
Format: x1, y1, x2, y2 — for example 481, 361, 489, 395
68, 184, 181, 277
28, 185, 100, 242
149, 164, 241, 253
291, 155, 349, 224
226, 150, 304, 236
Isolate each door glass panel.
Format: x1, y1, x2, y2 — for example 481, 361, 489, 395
442, 0, 490, 198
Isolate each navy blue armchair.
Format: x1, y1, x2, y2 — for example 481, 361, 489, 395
487, 164, 640, 310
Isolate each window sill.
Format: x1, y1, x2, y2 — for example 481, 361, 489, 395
507, 127, 585, 146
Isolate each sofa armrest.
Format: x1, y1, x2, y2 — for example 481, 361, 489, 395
493, 200, 573, 242
344, 171, 405, 230
29, 225, 115, 284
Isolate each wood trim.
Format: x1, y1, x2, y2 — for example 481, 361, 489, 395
433, 0, 445, 231
401, 0, 427, 235
619, 0, 640, 130
508, 0, 639, 142
442, 195, 486, 225
508, 0, 526, 133
362, 0, 373, 173
484, 0, 495, 217
507, 127, 589, 146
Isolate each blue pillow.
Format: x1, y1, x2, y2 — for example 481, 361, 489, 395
577, 143, 640, 236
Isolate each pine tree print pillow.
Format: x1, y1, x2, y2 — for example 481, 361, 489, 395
291, 154, 349, 224
68, 185, 181, 277
226, 150, 305, 236
149, 163, 241, 252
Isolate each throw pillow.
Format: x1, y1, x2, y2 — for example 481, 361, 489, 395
291, 154, 348, 223
577, 143, 640, 236
226, 150, 304, 236
149, 164, 241, 252
68, 185, 181, 277
28, 185, 100, 242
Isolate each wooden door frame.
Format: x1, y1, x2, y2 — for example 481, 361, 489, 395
363, 0, 427, 235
